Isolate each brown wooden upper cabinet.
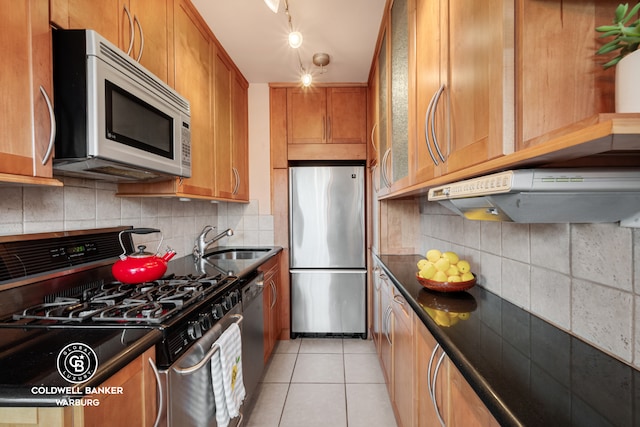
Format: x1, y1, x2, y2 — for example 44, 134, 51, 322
287, 87, 367, 145
50, 0, 173, 84
0, 0, 59, 185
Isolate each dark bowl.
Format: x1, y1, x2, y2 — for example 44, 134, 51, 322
415, 273, 476, 293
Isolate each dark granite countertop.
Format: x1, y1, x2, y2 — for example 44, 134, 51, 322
375, 254, 640, 427
0, 327, 162, 406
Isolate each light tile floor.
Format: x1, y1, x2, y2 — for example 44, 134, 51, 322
245, 338, 398, 427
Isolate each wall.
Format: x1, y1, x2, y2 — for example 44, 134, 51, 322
417, 196, 640, 369
0, 176, 273, 259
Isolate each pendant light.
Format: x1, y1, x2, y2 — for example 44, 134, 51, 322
263, 0, 280, 13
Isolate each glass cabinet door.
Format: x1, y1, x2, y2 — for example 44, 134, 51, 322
390, 0, 409, 185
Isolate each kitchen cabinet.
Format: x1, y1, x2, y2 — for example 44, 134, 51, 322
50, 0, 173, 84
80, 347, 157, 427
0, 0, 61, 186
287, 87, 367, 145
0, 347, 157, 427
260, 254, 281, 362
375, 0, 413, 195
414, 317, 499, 427
214, 50, 249, 202
376, 263, 414, 427
117, 0, 249, 202
414, 0, 514, 181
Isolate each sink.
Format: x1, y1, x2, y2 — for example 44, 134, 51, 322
205, 248, 270, 260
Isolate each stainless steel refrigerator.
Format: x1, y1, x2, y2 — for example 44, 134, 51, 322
289, 164, 366, 338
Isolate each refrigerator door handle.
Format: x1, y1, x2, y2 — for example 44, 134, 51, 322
289, 269, 366, 274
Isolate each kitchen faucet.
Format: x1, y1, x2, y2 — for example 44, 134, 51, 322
193, 226, 233, 258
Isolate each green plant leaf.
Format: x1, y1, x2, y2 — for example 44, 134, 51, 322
621, 2, 640, 24
602, 56, 623, 69
615, 3, 629, 24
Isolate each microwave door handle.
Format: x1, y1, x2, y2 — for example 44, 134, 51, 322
134, 15, 144, 62
123, 4, 135, 56
39, 86, 55, 165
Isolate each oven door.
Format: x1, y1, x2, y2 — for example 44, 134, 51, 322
158, 304, 243, 427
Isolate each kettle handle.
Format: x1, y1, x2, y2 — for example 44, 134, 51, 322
118, 228, 164, 259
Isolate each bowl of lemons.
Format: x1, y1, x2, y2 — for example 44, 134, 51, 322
416, 249, 476, 292
417, 288, 477, 327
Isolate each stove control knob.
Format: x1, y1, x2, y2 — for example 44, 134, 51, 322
199, 313, 212, 331
221, 297, 231, 311
187, 321, 202, 340
230, 290, 240, 305
212, 303, 224, 320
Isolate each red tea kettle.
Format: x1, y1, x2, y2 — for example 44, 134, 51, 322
112, 228, 177, 284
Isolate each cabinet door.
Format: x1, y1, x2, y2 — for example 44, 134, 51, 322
388, 0, 411, 191
82, 347, 157, 427
413, 0, 446, 183
214, 51, 234, 199
55, 0, 172, 84
415, 319, 448, 427
379, 271, 393, 387
377, 30, 391, 194
287, 88, 327, 144
0, 0, 55, 179
446, 0, 514, 172
371, 266, 383, 353
128, 0, 172, 84
231, 72, 249, 201
391, 290, 414, 427
447, 363, 500, 427
174, 0, 214, 196
327, 87, 367, 144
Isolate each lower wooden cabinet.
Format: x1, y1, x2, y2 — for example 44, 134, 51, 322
414, 317, 499, 427
0, 347, 157, 427
261, 254, 281, 362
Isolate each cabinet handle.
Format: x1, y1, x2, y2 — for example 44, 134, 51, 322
232, 167, 240, 195
431, 84, 446, 163
123, 5, 135, 57
432, 349, 447, 427
424, 90, 439, 165
322, 115, 326, 142
370, 122, 378, 156
39, 86, 56, 166
381, 147, 392, 188
134, 14, 144, 62
384, 306, 393, 345
392, 294, 405, 306
148, 358, 163, 427
270, 280, 277, 309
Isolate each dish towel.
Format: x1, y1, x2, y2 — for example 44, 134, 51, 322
210, 322, 246, 427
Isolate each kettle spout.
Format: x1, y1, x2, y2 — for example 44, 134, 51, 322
162, 248, 177, 262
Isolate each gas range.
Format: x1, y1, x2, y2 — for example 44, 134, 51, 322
0, 227, 243, 369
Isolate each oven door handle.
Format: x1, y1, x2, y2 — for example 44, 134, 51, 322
172, 314, 244, 375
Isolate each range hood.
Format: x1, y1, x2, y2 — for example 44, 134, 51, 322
427, 169, 640, 227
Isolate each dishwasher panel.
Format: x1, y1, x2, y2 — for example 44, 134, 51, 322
241, 272, 264, 403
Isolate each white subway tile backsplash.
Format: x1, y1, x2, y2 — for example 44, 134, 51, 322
571, 278, 633, 363
571, 223, 633, 292
0, 187, 23, 223
530, 267, 571, 330
530, 223, 570, 274
419, 194, 638, 367
24, 186, 64, 222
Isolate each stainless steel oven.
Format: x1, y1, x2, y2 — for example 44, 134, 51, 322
153, 305, 243, 427
0, 227, 247, 427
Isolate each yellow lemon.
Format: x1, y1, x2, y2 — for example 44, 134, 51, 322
446, 265, 459, 277
442, 251, 460, 265
417, 259, 430, 270
434, 257, 450, 272
426, 249, 442, 263
448, 275, 462, 283
419, 264, 437, 279
461, 271, 475, 282
457, 260, 471, 273
433, 271, 448, 282
458, 312, 471, 320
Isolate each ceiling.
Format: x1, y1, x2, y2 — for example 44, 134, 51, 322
191, 0, 387, 85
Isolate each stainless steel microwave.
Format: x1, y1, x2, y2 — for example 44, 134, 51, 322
52, 29, 191, 182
